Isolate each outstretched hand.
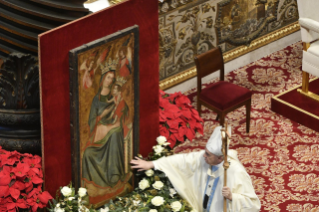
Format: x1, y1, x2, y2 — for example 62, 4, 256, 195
130, 156, 154, 171
222, 186, 232, 200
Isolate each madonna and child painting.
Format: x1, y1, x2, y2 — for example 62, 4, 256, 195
69, 26, 139, 208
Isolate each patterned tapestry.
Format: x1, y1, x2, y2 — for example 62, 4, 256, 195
174, 41, 319, 211
159, 0, 299, 81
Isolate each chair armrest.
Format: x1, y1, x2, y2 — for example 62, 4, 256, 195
299, 18, 319, 34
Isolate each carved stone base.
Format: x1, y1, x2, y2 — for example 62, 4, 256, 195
0, 53, 41, 155
0, 136, 41, 156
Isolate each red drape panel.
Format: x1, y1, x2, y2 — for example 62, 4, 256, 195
39, 0, 159, 196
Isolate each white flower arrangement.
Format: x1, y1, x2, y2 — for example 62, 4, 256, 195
99, 207, 109, 212
169, 188, 177, 197
156, 135, 170, 146
145, 169, 154, 176
151, 196, 165, 206
152, 181, 164, 190
171, 201, 182, 211
139, 178, 150, 190
48, 184, 96, 212
60, 186, 72, 197
153, 145, 165, 155
102, 136, 193, 212
78, 187, 87, 197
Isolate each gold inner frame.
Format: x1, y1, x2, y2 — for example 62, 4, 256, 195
160, 21, 300, 90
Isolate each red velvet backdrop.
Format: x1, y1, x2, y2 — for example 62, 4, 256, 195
39, 0, 159, 196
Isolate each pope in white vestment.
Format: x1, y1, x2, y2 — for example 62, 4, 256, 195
131, 126, 261, 212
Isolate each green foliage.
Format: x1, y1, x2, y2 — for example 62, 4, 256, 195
48, 139, 193, 212
103, 144, 193, 212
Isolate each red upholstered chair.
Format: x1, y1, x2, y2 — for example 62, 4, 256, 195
194, 47, 252, 133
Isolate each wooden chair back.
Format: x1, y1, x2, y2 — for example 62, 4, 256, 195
194, 47, 224, 93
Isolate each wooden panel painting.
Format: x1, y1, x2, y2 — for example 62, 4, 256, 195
69, 26, 139, 208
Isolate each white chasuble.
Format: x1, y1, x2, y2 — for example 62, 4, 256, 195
153, 150, 261, 212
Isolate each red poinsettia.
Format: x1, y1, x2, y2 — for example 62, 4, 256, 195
159, 90, 204, 148
0, 146, 53, 212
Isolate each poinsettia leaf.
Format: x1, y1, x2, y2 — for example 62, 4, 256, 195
159, 125, 170, 139
195, 123, 204, 134
175, 95, 191, 106
6, 202, 15, 210
32, 204, 38, 212
159, 90, 166, 95
25, 185, 33, 193
11, 181, 25, 191
0, 186, 9, 198
31, 176, 43, 184
9, 188, 20, 200
168, 134, 177, 148
38, 191, 53, 204
186, 129, 194, 141
16, 199, 28, 209
0, 174, 12, 186
166, 119, 180, 130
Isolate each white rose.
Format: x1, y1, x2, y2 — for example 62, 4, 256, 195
61, 186, 72, 197
99, 207, 109, 212
163, 142, 170, 146
152, 181, 164, 190
138, 178, 150, 190
54, 208, 65, 212
151, 196, 165, 206
145, 169, 154, 177
153, 145, 164, 155
133, 200, 140, 206
56, 203, 60, 208
171, 201, 182, 212
79, 205, 89, 212
156, 136, 167, 145
169, 188, 176, 197
78, 187, 87, 197
149, 210, 158, 212
68, 197, 75, 201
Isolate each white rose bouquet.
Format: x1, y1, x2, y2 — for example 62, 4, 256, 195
48, 183, 96, 212
102, 136, 193, 212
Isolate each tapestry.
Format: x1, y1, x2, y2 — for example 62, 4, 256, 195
159, 0, 299, 87
176, 41, 319, 211
69, 26, 139, 208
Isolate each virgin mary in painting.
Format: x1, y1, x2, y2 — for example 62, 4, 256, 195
81, 57, 132, 202
69, 27, 138, 208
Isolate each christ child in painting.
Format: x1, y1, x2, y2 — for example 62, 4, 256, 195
106, 77, 126, 124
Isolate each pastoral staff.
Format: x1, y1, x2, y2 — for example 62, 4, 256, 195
131, 126, 261, 212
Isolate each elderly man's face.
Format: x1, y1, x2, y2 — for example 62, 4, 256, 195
203, 148, 224, 166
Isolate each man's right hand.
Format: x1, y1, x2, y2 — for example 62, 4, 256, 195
130, 156, 154, 171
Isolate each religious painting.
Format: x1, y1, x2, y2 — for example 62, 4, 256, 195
69, 25, 139, 208
158, 0, 299, 89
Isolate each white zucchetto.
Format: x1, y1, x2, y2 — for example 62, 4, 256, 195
206, 125, 231, 156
